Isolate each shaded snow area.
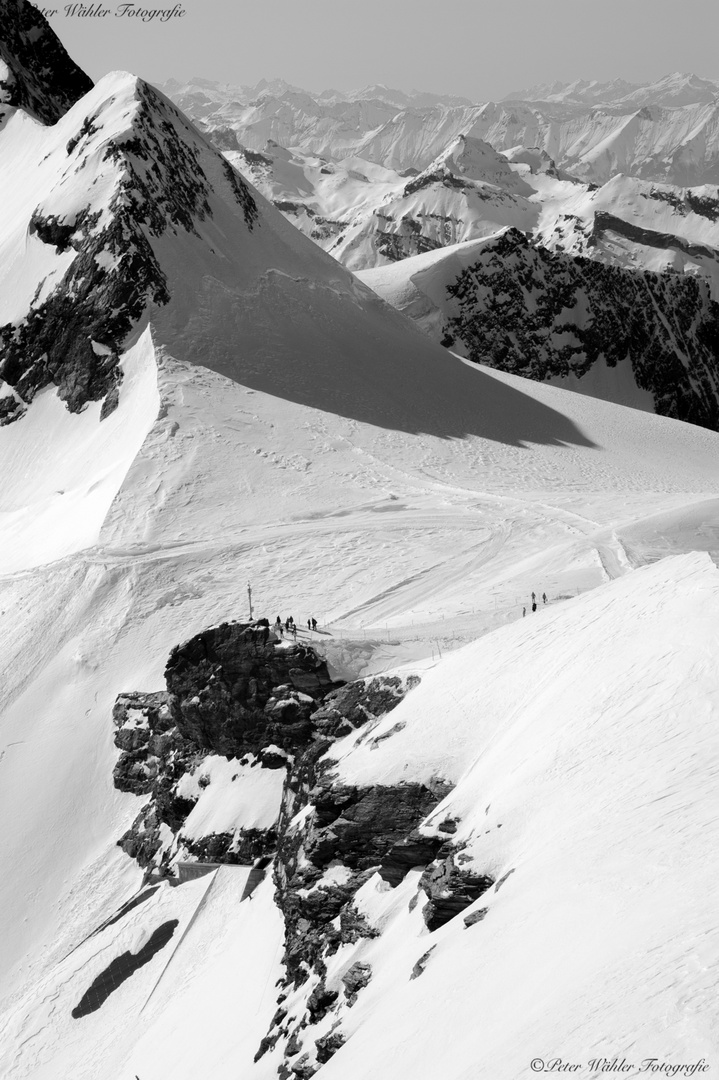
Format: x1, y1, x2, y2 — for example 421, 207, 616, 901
0, 328, 158, 571
0, 867, 284, 1080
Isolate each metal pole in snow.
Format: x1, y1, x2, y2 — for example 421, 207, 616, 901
247, 581, 253, 621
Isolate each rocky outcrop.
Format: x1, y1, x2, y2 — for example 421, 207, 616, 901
113, 624, 486, 1076
114, 622, 342, 874
0, 0, 93, 125
419, 854, 494, 930
165, 621, 337, 757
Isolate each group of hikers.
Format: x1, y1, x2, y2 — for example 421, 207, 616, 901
273, 614, 318, 639
523, 591, 548, 617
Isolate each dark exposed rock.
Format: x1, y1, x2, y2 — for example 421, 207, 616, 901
111, 621, 452, 1074
182, 827, 277, 865
410, 945, 435, 980
420, 854, 494, 931
112, 692, 175, 796
29, 211, 84, 253
311, 674, 419, 738
306, 981, 339, 1022
464, 907, 489, 928
341, 961, 372, 1004
494, 867, 516, 892
315, 1029, 345, 1064
165, 621, 339, 757
290, 1056, 317, 1080
0, 394, 26, 426
0, 0, 93, 125
221, 159, 259, 230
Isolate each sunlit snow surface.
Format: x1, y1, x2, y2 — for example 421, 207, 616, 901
1, 66, 719, 1080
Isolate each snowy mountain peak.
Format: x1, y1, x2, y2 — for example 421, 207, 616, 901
408, 134, 533, 197
0, 68, 259, 420
0, 0, 92, 124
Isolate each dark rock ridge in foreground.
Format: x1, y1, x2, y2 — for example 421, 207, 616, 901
442, 228, 719, 430
0, 0, 93, 125
113, 621, 494, 1075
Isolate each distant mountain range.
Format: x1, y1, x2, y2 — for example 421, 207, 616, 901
160, 72, 719, 186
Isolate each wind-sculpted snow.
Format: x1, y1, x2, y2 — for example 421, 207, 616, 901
0, 0, 92, 124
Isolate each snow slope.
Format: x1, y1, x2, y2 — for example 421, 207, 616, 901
304, 551, 719, 1080
2, 12, 719, 1079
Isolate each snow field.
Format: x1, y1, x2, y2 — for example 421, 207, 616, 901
2, 58, 719, 1080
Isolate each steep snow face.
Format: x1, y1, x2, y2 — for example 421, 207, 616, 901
359, 227, 719, 426
0, 327, 159, 572
284, 553, 719, 1080
0, 0, 92, 124
0, 69, 260, 419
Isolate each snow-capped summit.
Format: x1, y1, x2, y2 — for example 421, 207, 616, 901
412, 133, 534, 195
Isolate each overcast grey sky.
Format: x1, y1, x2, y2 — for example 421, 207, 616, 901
37, 0, 719, 100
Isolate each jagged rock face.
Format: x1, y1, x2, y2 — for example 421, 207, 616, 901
165, 622, 338, 757
112, 637, 491, 1076
113, 626, 341, 874
420, 855, 494, 930
112, 691, 176, 796
0, 0, 92, 125
113, 692, 206, 868
443, 228, 719, 430
310, 674, 419, 738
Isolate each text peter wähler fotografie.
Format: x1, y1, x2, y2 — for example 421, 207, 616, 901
38, 4, 186, 20
530, 1058, 710, 1077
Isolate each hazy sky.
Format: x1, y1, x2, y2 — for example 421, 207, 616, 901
37, 0, 719, 100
